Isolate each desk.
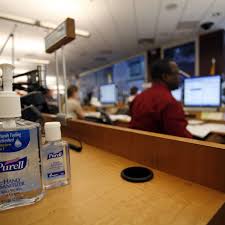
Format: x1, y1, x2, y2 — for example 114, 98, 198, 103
42, 116, 225, 192
1, 139, 225, 225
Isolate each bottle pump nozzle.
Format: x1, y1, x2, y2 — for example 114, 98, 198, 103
0, 64, 21, 127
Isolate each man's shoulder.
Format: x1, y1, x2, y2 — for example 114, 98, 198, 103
142, 86, 174, 101
68, 98, 80, 106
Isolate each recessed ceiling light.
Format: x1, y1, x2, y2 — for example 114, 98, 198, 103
177, 21, 199, 30
100, 50, 113, 55
19, 58, 50, 65
212, 12, 221, 17
165, 3, 178, 10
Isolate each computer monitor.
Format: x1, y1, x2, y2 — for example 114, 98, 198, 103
184, 75, 221, 107
171, 87, 182, 102
100, 84, 117, 104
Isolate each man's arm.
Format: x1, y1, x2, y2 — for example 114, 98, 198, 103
161, 101, 192, 138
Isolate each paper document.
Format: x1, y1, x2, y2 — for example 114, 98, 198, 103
187, 123, 225, 138
109, 115, 131, 122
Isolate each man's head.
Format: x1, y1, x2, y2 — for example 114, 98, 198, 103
67, 85, 79, 99
151, 59, 180, 90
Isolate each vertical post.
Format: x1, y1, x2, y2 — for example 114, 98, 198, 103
11, 34, 15, 75
38, 65, 47, 87
62, 45, 68, 116
55, 51, 61, 113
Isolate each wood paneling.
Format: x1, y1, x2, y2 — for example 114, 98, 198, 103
1, 142, 225, 225
56, 118, 225, 193
199, 30, 225, 75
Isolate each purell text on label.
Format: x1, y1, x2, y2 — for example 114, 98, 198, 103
47, 150, 63, 160
0, 157, 27, 173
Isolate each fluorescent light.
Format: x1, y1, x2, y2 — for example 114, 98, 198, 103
75, 29, 91, 38
41, 21, 57, 29
0, 12, 90, 38
0, 56, 19, 65
0, 12, 35, 25
20, 58, 50, 65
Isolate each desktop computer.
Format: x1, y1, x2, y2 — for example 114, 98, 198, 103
184, 75, 221, 109
100, 84, 117, 104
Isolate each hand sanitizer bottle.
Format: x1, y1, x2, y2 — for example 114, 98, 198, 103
42, 122, 71, 189
0, 64, 44, 211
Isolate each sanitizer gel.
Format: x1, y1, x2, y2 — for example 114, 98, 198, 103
42, 122, 71, 189
0, 64, 44, 211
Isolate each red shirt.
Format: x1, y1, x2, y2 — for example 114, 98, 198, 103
129, 83, 192, 138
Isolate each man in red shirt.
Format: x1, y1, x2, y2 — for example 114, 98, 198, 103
129, 59, 192, 138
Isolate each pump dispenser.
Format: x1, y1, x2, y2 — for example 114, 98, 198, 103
0, 64, 21, 128
0, 64, 44, 211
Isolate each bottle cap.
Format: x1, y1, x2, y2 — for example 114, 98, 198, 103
44, 122, 62, 142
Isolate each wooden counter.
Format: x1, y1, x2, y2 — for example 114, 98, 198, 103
43, 115, 225, 193
1, 139, 225, 225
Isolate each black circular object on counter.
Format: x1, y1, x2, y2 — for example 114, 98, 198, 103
121, 166, 154, 183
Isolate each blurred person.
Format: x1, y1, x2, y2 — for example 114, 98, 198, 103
127, 86, 138, 104
64, 85, 84, 119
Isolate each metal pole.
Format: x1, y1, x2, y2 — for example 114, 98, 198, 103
0, 35, 12, 56
11, 34, 15, 70
37, 65, 47, 87
55, 51, 61, 113
0, 25, 17, 57
62, 45, 68, 116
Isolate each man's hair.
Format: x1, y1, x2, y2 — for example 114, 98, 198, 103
151, 59, 173, 81
130, 86, 138, 95
67, 85, 78, 98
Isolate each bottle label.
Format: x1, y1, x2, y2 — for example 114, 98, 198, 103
0, 130, 30, 153
0, 127, 42, 196
44, 147, 66, 180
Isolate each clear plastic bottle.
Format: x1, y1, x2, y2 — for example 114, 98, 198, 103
42, 122, 71, 189
0, 64, 44, 211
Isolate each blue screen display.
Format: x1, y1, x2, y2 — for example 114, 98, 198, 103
80, 55, 146, 102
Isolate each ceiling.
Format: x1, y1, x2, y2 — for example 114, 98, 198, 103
0, 0, 225, 80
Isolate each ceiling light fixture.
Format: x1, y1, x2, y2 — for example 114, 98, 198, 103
0, 13, 91, 38
19, 57, 50, 65
165, 3, 178, 10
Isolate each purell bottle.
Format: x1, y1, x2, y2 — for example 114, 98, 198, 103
42, 122, 71, 189
0, 64, 44, 211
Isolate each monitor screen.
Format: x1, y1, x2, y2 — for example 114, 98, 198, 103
100, 84, 117, 104
171, 87, 182, 102
184, 75, 221, 107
